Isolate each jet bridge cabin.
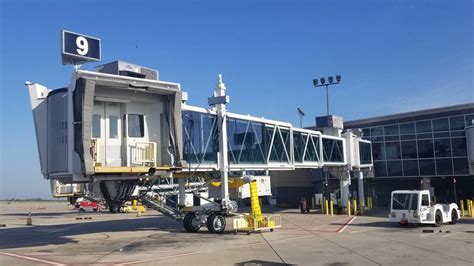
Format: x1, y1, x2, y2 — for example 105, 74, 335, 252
27, 62, 184, 183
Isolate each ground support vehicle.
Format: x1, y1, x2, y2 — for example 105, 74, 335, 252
389, 190, 460, 227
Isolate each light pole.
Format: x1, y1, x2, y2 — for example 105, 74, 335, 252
297, 107, 305, 128
312, 75, 341, 116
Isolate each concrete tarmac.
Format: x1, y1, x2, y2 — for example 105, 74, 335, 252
1, 201, 473, 265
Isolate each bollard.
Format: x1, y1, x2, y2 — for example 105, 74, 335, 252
26, 212, 33, 226
468, 200, 472, 217
312, 197, 315, 210
330, 200, 334, 216
325, 200, 329, 216
460, 200, 464, 217
136, 209, 141, 217
347, 200, 351, 216
353, 199, 357, 216
359, 199, 364, 215
369, 197, 373, 210
471, 200, 474, 218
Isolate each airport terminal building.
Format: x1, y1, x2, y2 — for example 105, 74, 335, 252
345, 103, 474, 206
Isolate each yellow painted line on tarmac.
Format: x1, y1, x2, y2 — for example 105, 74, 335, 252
349, 228, 375, 234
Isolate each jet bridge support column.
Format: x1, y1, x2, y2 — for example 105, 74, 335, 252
211, 74, 230, 209
357, 170, 365, 207
340, 171, 350, 208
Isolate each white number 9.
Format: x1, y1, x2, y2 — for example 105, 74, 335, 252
76, 36, 89, 56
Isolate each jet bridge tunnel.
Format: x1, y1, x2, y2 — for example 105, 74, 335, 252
27, 60, 373, 231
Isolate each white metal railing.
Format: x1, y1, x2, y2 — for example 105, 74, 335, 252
130, 142, 157, 167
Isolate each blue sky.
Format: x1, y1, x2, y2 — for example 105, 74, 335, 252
0, 0, 472, 198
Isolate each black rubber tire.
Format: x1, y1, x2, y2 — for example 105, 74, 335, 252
449, 210, 458, 224
434, 211, 442, 227
207, 214, 226, 234
183, 213, 201, 233
109, 206, 117, 213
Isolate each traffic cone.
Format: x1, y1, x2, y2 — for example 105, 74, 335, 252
26, 212, 33, 226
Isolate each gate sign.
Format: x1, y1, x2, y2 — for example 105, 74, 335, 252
61, 30, 101, 65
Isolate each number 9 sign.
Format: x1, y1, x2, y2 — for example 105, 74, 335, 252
62, 30, 101, 65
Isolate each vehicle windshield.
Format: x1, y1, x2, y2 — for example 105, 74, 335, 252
392, 193, 418, 211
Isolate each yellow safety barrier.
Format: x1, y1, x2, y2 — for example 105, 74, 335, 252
325, 199, 329, 216
460, 200, 464, 217
368, 197, 373, 210
330, 200, 334, 216
468, 200, 472, 217
347, 200, 351, 216
353, 199, 357, 216
470, 200, 474, 218
359, 199, 364, 215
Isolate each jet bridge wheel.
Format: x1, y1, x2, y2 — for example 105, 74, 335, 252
183, 213, 201, 233
207, 214, 226, 234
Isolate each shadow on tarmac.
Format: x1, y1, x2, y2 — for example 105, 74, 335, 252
0, 215, 184, 249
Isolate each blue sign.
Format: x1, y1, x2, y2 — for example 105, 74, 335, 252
61, 30, 101, 65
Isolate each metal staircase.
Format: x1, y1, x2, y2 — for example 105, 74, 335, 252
139, 194, 184, 221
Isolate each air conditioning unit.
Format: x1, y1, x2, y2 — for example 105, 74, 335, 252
95, 60, 159, 80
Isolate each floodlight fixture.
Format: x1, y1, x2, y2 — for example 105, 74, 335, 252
313, 79, 318, 87
312, 74, 343, 116
328, 76, 334, 83
336, 75, 341, 82
320, 77, 326, 85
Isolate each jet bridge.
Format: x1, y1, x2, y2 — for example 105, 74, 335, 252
26, 60, 372, 232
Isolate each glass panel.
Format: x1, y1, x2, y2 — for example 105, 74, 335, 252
400, 134, 416, 140
403, 160, 419, 176
400, 123, 415, 134
392, 193, 418, 210
416, 121, 432, 133
432, 118, 449, 132
371, 127, 384, 137
421, 194, 429, 206
128, 114, 144, 138
401, 141, 417, 159
434, 139, 451, 158
293, 132, 304, 163
92, 114, 101, 138
385, 135, 399, 141
372, 143, 385, 160
453, 158, 469, 175
434, 132, 450, 138
387, 161, 402, 176
109, 115, 118, 138
384, 125, 399, 136
451, 138, 467, 156
466, 114, 474, 127
359, 142, 372, 165
417, 140, 434, 158
183, 111, 218, 164
385, 142, 401, 160
374, 161, 387, 176
362, 128, 371, 139
451, 131, 465, 137
419, 159, 435, 175
416, 133, 432, 139
436, 159, 453, 175
322, 138, 344, 162
304, 136, 320, 162
449, 116, 465, 130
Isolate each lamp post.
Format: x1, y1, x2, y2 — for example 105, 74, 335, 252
297, 107, 305, 128
312, 75, 341, 116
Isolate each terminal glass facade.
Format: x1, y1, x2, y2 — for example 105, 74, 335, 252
361, 114, 474, 177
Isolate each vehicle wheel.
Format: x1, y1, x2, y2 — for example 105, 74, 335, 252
434, 211, 442, 227
449, 210, 458, 224
109, 205, 118, 213
207, 214, 226, 234
183, 213, 201, 233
